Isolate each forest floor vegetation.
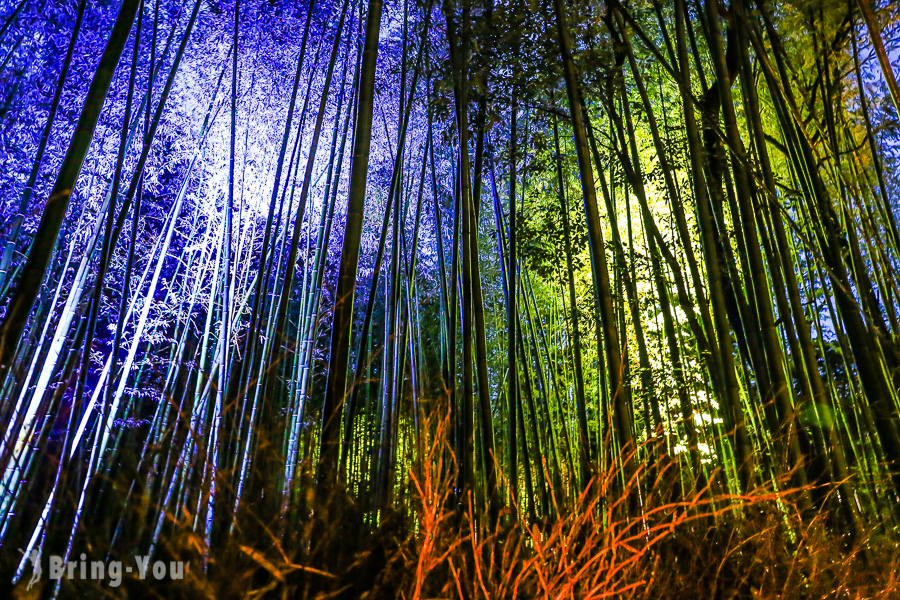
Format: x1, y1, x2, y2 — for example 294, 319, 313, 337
14, 413, 900, 600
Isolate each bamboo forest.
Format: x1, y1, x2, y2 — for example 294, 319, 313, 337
1, 0, 900, 596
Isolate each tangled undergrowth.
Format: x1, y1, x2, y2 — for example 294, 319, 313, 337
11, 415, 900, 600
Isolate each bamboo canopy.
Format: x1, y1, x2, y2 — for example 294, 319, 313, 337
0, 0, 899, 595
